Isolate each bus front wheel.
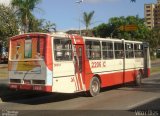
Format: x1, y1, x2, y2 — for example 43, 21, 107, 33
88, 77, 100, 97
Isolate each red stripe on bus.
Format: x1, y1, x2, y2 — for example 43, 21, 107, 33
45, 35, 53, 71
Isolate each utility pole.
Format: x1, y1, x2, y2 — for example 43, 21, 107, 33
75, 0, 83, 35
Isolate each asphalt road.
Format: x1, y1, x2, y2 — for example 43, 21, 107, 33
0, 73, 160, 116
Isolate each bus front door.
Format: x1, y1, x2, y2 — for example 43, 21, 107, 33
74, 45, 85, 91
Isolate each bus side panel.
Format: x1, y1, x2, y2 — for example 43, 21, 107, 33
83, 58, 93, 91
100, 72, 123, 87
52, 62, 76, 93
123, 70, 135, 83
86, 59, 124, 89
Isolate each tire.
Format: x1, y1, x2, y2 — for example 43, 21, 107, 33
135, 71, 142, 86
88, 77, 100, 97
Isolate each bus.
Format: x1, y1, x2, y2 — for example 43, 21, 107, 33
8, 32, 151, 96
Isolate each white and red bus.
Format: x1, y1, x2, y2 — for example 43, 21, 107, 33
8, 32, 150, 96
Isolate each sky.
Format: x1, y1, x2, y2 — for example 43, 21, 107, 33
0, 0, 157, 31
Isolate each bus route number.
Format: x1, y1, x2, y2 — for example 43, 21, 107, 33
91, 61, 106, 68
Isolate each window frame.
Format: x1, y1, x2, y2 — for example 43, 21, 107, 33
134, 43, 143, 58
53, 38, 73, 61
102, 41, 114, 59
125, 42, 134, 59
85, 40, 101, 60
24, 37, 32, 59
114, 42, 124, 59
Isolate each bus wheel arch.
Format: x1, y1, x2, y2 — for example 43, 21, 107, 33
93, 74, 102, 87
88, 75, 101, 97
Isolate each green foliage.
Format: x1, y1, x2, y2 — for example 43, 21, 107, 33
93, 16, 150, 41
83, 11, 95, 30
147, 28, 160, 55
28, 17, 44, 32
28, 18, 56, 33
0, 4, 19, 44
93, 23, 112, 38
82, 11, 94, 36
42, 21, 56, 33
11, 0, 42, 33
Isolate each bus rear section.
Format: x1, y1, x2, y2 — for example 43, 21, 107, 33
9, 33, 53, 92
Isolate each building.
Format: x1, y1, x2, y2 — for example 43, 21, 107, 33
144, 0, 160, 29
144, 4, 155, 29
154, 1, 160, 28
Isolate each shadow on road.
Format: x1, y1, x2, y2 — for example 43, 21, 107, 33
14, 93, 82, 105
0, 83, 82, 105
116, 77, 160, 93
130, 98, 160, 111
1, 81, 160, 105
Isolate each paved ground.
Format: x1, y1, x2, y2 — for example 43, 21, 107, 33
0, 73, 160, 116
0, 61, 160, 116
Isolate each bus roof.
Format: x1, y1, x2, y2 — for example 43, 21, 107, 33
83, 36, 143, 44
10, 32, 143, 44
10, 32, 50, 40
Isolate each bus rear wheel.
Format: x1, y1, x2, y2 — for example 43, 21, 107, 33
88, 77, 100, 97
135, 71, 142, 86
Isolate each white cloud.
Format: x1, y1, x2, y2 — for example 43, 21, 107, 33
0, 0, 11, 6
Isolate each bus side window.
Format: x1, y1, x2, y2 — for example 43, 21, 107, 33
102, 41, 113, 59
114, 42, 123, 59
54, 38, 72, 61
125, 43, 134, 58
85, 40, 101, 60
134, 44, 143, 58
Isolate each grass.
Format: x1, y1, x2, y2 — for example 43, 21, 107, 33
151, 66, 160, 74
0, 67, 8, 78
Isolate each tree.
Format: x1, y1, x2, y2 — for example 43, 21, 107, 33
11, 0, 42, 33
147, 28, 160, 56
28, 17, 44, 32
82, 11, 95, 35
0, 4, 19, 54
93, 16, 150, 41
93, 23, 111, 38
42, 21, 56, 33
